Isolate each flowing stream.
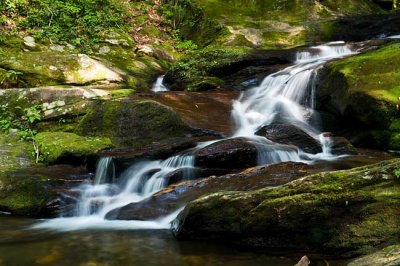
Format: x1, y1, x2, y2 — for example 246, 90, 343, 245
33, 42, 356, 231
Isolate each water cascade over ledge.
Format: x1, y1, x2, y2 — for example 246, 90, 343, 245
33, 42, 356, 231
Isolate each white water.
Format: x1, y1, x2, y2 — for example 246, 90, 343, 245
94, 157, 115, 185
34, 155, 194, 231
152, 75, 168, 92
34, 42, 356, 231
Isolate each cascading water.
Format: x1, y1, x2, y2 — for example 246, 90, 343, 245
33, 155, 194, 231
152, 75, 168, 92
34, 42, 356, 231
231, 42, 355, 162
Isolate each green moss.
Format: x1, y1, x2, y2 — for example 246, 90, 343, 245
36, 132, 113, 164
329, 43, 400, 103
187, 77, 224, 91
318, 43, 400, 149
389, 133, 400, 150
0, 173, 52, 216
389, 119, 400, 132
110, 89, 135, 98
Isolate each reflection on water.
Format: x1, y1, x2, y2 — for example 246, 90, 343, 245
0, 216, 350, 266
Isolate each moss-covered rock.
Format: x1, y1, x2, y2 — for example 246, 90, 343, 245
0, 172, 55, 216
0, 46, 123, 88
317, 43, 400, 150
36, 132, 113, 164
0, 134, 55, 216
76, 100, 193, 148
174, 159, 400, 256
193, 0, 382, 49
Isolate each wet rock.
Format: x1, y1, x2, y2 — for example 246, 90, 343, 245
139, 90, 238, 136
108, 162, 314, 220
194, 138, 258, 169
173, 159, 400, 255
255, 123, 322, 154
331, 14, 400, 42
329, 136, 358, 155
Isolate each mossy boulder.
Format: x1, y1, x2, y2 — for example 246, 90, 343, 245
317, 43, 400, 150
0, 134, 55, 216
36, 132, 113, 164
0, 172, 55, 216
174, 159, 400, 256
0, 46, 122, 88
164, 47, 293, 91
76, 100, 194, 148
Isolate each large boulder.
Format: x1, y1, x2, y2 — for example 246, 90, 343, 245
255, 123, 322, 154
173, 159, 400, 256
76, 100, 194, 148
317, 43, 400, 150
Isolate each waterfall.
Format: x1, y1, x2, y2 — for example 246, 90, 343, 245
33, 42, 356, 231
33, 155, 194, 230
152, 75, 168, 92
231, 42, 355, 163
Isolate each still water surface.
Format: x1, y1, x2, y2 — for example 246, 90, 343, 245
0, 215, 351, 266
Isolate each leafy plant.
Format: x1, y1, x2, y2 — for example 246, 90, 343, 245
394, 168, 400, 178
1, 0, 133, 50
0, 70, 23, 89
176, 39, 198, 50
0, 103, 42, 162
